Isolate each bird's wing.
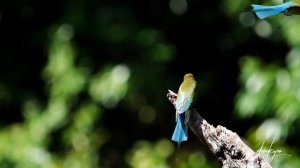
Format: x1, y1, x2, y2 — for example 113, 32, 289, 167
176, 93, 192, 114
176, 78, 196, 114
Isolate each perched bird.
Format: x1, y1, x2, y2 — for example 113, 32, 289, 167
172, 73, 196, 145
252, 0, 300, 19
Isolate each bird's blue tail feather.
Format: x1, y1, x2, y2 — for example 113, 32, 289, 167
252, 2, 295, 19
172, 114, 188, 145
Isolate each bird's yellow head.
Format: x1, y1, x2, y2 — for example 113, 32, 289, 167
183, 73, 194, 80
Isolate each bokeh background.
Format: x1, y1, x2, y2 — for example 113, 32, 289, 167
1, 0, 300, 167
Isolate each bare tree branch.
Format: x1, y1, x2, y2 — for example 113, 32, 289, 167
167, 90, 272, 168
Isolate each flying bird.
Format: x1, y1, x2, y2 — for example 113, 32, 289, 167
252, 0, 300, 19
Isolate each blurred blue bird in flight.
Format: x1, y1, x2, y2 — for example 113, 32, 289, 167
172, 73, 196, 145
252, 0, 300, 19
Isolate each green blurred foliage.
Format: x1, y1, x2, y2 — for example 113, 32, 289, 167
230, 0, 300, 167
126, 140, 174, 168
0, 25, 105, 168
236, 55, 300, 167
